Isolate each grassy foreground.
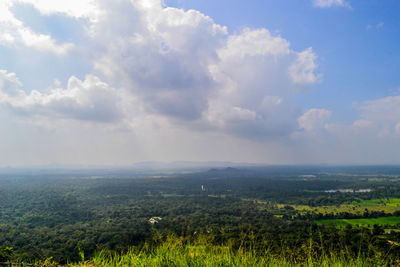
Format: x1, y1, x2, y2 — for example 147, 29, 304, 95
70, 236, 393, 267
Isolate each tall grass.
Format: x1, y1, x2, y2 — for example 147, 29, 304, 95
71, 234, 393, 267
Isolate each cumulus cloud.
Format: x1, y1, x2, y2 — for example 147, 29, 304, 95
82, 1, 318, 140
2, 0, 399, 165
92, 0, 227, 121
0, 1, 75, 55
0, 69, 22, 96
291, 95, 400, 164
358, 96, 400, 123
206, 29, 317, 139
313, 0, 351, 9
296, 96, 400, 145
298, 108, 332, 131
354, 95, 400, 137
0, 70, 123, 123
0, 0, 319, 141
289, 48, 319, 85
15, 0, 99, 19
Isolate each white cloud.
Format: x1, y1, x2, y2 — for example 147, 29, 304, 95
298, 108, 332, 131
298, 96, 400, 143
289, 48, 319, 84
0, 69, 22, 96
353, 119, 373, 129
0, 0, 75, 55
15, 0, 99, 20
17, 27, 74, 55
0, 0, 326, 165
0, 0, 398, 165
358, 96, 400, 123
92, 0, 227, 121
348, 95, 400, 138
0, 0, 319, 140
0, 70, 123, 123
293, 95, 400, 164
207, 28, 317, 139
217, 28, 290, 58
313, 0, 351, 9
366, 22, 384, 31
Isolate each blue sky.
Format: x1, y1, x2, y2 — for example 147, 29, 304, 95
0, 0, 399, 165
166, 0, 400, 120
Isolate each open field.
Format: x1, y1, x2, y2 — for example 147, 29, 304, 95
354, 198, 400, 207
277, 203, 389, 215
315, 216, 400, 227
277, 198, 400, 216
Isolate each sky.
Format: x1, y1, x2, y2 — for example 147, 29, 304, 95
0, 0, 399, 166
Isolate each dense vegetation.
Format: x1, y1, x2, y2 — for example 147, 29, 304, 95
1, 166, 400, 265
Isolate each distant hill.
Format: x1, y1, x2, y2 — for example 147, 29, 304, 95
130, 161, 260, 170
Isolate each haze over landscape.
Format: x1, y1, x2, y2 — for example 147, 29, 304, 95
0, 0, 399, 166
2, 2, 400, 265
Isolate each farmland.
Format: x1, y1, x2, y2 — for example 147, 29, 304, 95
278, 198, 400, 216
315, 216, 400, 227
